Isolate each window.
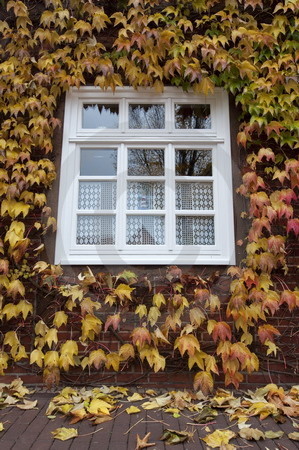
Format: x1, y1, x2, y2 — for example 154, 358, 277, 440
55, 87, 235, 265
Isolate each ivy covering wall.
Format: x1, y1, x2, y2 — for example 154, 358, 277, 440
0, 0, 298, 392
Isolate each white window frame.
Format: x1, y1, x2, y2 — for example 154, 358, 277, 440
55, 86, 235, 265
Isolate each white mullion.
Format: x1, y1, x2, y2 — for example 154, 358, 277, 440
115, 143, 127, 250
72, 143, 81, 248
166, 143, 175, 251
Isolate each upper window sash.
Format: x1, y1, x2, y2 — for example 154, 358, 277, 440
66, 87, 222, 137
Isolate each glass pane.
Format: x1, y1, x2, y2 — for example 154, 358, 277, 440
127, 215, 165, 245
175, 104, 211, 129
80, 149, 117, 176
77, 215, 115, 245
78, 182, 117, 210
176, 182, 213, 210
82, 104, 119, 129
128, 149, 164, 176
176, 216, 214, 245
129, 104, 165, 129
127, 182, 164, 210
175, 149, 212, 176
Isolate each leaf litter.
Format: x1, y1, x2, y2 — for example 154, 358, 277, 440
3, 378, 298, 447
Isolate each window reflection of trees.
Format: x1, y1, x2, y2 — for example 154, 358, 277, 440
175, 149, 212, 176
82, 104, 119, 129
129, 104, 165, 129
128, 149, 165, 176
175, 104, 211, 129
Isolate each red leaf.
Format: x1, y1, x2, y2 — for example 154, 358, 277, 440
280, 290, 298, 311
287, 218, 299, 236
258, 324, 280, 344
104, 314, 121, 332
211, 322, 232, 342
131, 327, 151, 348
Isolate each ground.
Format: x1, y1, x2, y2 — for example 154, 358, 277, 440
0, 389, 298, 450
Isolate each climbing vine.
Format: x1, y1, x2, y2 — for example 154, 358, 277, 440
0, 0, 298, 392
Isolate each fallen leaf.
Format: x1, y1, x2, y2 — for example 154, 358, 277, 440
160, 429, 191, 445
51, 427, 78, 441
288, 432, 299, 440
135, 432, 155, 449
194, 406, 218, 423
126, 406, 141, 414
264, 430, 284, 439
0, 423, 4, 431
16, 399, 38, 409
238, 428, 264, 440
93, 416, 113, 424
127, 393, 144, 402
202, 429, 236, 448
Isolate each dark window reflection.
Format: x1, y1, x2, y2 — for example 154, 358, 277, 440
175, 149, 212, 176
129, 104, 165, 129
128, 149, 164, 176
82, 104, 119, 129
80, 148, 117, 176
175, 104, 211, 129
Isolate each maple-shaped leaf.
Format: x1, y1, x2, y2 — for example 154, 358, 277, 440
135, 432, 155, 449
194, 288, 209, 302
280, 290, 298, 311
207, 320, 232, 342
30, 349, 44, 368
193, 371, 214, 395
44, 328, 58, 348
224, 371, 244, 389
105, 353, 120, 371
152, 293, 166, 308
51, 427, 78, 441
189, 307, 205, 327
174, 334, 200, 357
188, 350, 205, 370
258, 324, 281, 344
116, 270, 137, 284
126, 405, 141, 414
165, 266, 182, 282
135, 304, 147, 319
7, 279, 25, 299
160, 429, 191, 445
202, 429, 236, 448
88, 349, 107, 369
239, 428, 264, 441
114, 283, 135, 301
119, 343, 135, 360
104, 314, 121, 332
15, 300, 33, 320
88, 398, 113, 416
147, 306, 161, 326
81, 314, 102, 341
44, 351, 59, 368
131, 327, 152, 348
287, 219, 299, 236
53, 311, 68, 328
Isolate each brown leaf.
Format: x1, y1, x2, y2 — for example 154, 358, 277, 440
135, 432, 155, 449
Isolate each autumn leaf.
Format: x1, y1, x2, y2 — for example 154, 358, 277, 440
258, 324, 281, 344
202, 429, 236, 448
160, 429, 191, 445
126, 405, 141, 414
131, 327, 151, 348
174, 334, 200, 357
114, 283, 135, 301
135, 432, 155, 449
289, 432, 299, 440
51, 427, 78, 441
207, 320, 232, 342
193, 371, 214, 395
264, 430, 284, 439
239, 428, 264, 440
104, 314, 121, 332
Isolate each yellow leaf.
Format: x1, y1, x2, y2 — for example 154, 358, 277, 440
15, 300, 33, 320
193, 371, 214, 395
45, 328, 58, 348
81, 314, 102, 341
51, 427, 78, 441
88, 349, 106, 369
0, 423, 4, 431
119, 343, 135, 360
202, 429, 236, 448
238, 428, 264, 441
3, 331, 19, 347
44, 351, 59, 367
174, 334, 200, 357
126, 405, 141, 414
114, 283, 134, 300
4, 221, 25, 248
105, 353, 120, 371
88, 398, 113, 416
53, 311, 68, 328
127, 393, 144, 402
30, 349, 44, 368
148, 306, 161, 326
7, 279, 25, 299
135, 304, 147, 319
152, 293, 166, 308
2, 303, 17, 321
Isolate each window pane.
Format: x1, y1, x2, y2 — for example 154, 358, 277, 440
80, 149, 117, 176
176, 216, 214, 245
129, 104, 165, 129
175, 104, 211, 129
176, 182, 213, 210
128, 149, 164, 176
127, 215, 165, 245
82, 104, 119, 129
175, 149, 212, 176
78, 182, 117, 210
77, 215, 115, 245
127, 182, 164, 210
